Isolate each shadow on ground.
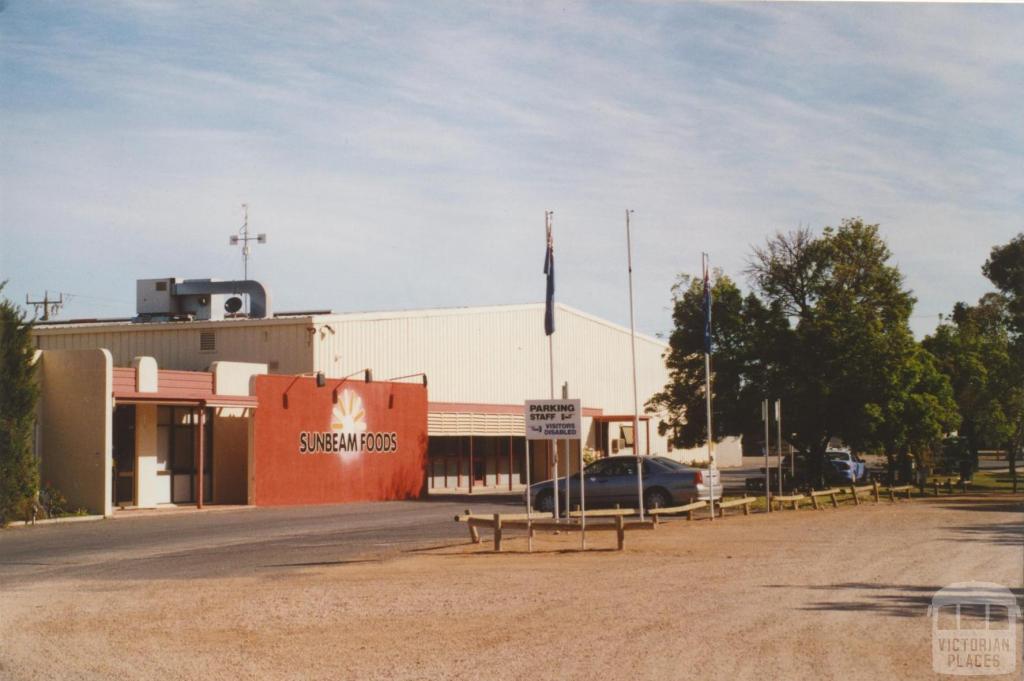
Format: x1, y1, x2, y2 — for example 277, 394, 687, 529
766, 582, 1024, 619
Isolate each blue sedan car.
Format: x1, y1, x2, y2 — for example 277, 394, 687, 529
827, 450, 867, 483
525, 455, 722, 513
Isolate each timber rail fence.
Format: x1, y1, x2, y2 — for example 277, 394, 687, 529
454, 511, 655, 552
453, 479, 975, 553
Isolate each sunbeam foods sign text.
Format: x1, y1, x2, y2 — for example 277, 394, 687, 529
525, 399, 581, 440
299, 389, 399, 454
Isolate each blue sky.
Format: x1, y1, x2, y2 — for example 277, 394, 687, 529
1, 1, 1022, 339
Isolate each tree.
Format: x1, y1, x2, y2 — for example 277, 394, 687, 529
923, 297, 1013, 464
746, 219, 928, 484
981, 235, 1023, 488
0, 282, 40, 525
647, 272, 785, 449
653, 218, 955, 487
873, 343, 959, 482
982, 233, 1024, 334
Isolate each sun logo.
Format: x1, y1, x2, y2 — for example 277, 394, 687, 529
332, 390, 367, 437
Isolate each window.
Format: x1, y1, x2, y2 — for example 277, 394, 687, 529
585, 459, 614, 477
620, 425, 635, 447
605, 459, 637, 477
199, 331, 216, 352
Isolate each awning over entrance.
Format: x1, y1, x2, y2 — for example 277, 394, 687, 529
111, 367, 258, 408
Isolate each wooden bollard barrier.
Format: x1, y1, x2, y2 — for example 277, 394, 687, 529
933, 480, 940, 496
889, 486, 896, 502
872, 480, 880, 503
493, 513, 502, 552
467, 509, 481, 543
615, 515, 625, 551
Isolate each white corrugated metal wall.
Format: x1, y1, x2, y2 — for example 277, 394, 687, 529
309, 303, 672, 458
312, 304, 668, 417
34, 319, 316, 375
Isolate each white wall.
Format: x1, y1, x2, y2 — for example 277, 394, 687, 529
311, 304, 672, 454
38, 349, 113, 517
135, 404, 170, 506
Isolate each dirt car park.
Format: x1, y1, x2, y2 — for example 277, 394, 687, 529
1, 490, 1021, 681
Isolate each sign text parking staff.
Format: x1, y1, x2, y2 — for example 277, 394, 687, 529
524, 399, 581, 439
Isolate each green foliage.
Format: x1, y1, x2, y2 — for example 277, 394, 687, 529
39, 481, 68, 518
0, 282, 41, 526
924, 293, 1022, 465
651, 219, 957, 486
982, 233, 1024, 335
648, 272, 772, 449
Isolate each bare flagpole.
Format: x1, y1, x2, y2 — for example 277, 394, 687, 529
626, 209, 645, 520
776, 399, 784, 499
703, 253, 716, 522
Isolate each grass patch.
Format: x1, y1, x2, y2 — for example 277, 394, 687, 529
927, 471, 1021, 493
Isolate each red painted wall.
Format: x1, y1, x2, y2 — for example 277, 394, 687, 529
251, 375, 427, 506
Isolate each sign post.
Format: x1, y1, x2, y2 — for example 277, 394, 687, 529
525, 399, 584, 545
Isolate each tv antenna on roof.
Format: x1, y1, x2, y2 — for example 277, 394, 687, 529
229, 204, 267, 281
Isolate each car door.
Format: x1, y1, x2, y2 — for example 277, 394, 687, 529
603, 457, 640, 506
582, 458, 617, 506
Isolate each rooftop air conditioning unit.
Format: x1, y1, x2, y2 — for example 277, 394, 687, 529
134, 277, 272, 322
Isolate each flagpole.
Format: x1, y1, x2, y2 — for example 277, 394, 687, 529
704, 253, 715, 522
546, 210, 560, 521
626, 209, 644, 520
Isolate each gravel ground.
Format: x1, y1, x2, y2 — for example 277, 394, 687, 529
1, 494, 1021, 681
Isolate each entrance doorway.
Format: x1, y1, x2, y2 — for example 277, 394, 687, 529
157, 406, 212, 504
113, 406, 136, 505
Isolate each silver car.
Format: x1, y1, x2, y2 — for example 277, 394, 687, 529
525, 455, 722, 513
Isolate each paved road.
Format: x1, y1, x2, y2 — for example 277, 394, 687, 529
1, 463, 769, 590
0, 494, 520, 587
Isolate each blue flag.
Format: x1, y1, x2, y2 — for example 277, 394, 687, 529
544, 225, 555, 335
703, 263, 712, 354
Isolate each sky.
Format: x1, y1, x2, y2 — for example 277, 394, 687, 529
1, 1, 1022, 339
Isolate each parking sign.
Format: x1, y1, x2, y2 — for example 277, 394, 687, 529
524, 399, 581, 440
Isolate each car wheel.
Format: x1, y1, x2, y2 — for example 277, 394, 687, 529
535, 490, 554, 514
643, 488, 671, 510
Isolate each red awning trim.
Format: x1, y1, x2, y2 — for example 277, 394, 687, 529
113, 395, 258, 408
111, 367, 256, 408
429, 401, 603, 418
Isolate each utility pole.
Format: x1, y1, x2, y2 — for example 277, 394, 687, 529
25, 291, 64, 321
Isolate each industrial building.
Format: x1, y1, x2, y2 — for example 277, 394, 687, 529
32, 277, 741, 514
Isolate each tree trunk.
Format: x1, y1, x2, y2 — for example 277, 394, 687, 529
1010, 436, 1020, 495
808, 439, 829, 490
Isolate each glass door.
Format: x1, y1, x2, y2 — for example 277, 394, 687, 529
112, 406, 136, 505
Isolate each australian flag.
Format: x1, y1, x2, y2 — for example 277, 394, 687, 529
702, 258, 712, 354
544, 223, 555, 335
